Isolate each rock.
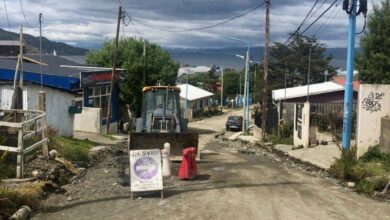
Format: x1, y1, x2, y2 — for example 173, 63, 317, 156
49, 150, 59, 159
158, 200, 167, 206
212, 166, 226, 171
347, 182, 355, 188
32, 170, 39, 177
89, 146, 108, 153
66, 196, 73, 201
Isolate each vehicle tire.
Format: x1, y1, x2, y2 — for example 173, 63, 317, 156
226, 126, 229, 131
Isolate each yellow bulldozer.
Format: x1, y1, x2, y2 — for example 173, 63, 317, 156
129, 86, 199, 159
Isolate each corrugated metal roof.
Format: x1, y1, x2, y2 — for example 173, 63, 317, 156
176, 84, 214, 101
0, 40, 23, 46
272, 81, 345, 101
0, 55, 81, 77
178, 66, 211, 76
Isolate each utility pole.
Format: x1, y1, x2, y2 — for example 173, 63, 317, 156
243, 48, 250, 132
220, 67, 224, 112
341, 0, 358, 150
306, 45, 312, 102
19, 25, 24, 89
261, 0, 270, 140
106, 6, 122, 134
39, 13, 43, 90
143, 39, 146, 85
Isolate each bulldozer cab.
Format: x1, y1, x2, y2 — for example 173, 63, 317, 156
136, 86, 185, 133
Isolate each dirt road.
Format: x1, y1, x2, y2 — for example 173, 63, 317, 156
34, 109, 390, 220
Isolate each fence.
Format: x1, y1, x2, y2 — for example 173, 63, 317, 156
0, 109, 48, 179
309, 101, 357, 141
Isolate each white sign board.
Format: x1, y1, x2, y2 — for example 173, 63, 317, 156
130, 149, 163, 192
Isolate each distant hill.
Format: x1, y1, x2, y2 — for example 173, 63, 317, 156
166, 46, 358, 70
0, 28, 88, 56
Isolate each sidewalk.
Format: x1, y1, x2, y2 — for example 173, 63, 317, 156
231, 131, 341, 170
273, 143, 341, 170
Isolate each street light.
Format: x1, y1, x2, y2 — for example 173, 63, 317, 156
220, 35, 250, 132
235, 53, 252, 131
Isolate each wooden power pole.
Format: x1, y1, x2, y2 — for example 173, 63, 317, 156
106, 6, 122, 134
261, 0, 270, 140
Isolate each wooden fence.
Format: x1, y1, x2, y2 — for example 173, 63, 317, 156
0, 109, 48, 179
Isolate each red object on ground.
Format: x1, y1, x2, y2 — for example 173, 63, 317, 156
178, 147, 197, 180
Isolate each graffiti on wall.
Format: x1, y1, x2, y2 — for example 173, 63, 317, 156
362, 92, 385, 113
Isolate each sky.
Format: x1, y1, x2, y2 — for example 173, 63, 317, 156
0, 0, 380, 49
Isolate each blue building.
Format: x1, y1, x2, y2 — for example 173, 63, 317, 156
0, 54, 121, 135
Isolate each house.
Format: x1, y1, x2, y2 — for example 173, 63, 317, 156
272, 81, 359, 125
176, 84, 214, 119
177, 66, 212, 77
0, 53, 123, 136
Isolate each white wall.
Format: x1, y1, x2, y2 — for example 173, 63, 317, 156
357, 84, 390, 157
293, 102, 310, 148
0, 84, 75, 136
74, 107, 101, 133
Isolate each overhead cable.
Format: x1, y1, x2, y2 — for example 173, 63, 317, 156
127, 2, 266, 32
19, 0, 36, 28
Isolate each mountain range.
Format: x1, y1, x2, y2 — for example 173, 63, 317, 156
0, 28, 88, 56
166, 46, 353, 70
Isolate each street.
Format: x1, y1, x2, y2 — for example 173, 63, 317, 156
34, 110, 390, 220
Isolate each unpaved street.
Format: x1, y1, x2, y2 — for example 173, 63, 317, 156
34, 109, 390, 220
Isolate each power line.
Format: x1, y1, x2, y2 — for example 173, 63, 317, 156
19, 0, 36, 28
283, 0, 321, 45
307, 0, 329, 22
3, 0, 11, 31
128, 2, 266, 32
314, 3, 340, 37
299, 0, 339, 35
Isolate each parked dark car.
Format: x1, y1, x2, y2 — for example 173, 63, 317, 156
226, 115, 243, 131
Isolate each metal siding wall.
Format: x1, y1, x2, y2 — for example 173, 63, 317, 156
0, 84, 75, 136
0, 88, 13, 109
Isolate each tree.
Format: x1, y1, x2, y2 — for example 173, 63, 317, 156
356, 0, 390, 84
86, 38, 179, 115
187, 67, 219, 93
270, 35, 335, 90
222, 69, 241, 100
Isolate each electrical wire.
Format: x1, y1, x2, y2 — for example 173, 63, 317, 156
307, 0, 329, 21
3, 0, 11, 31
355, 15, 367, 34
19, 0, 36, 28
313, 3, 340, 37
122, 9, 143, 38
127, 2, 266, 32
299, 0, 339, 36
284, 0, 321, 45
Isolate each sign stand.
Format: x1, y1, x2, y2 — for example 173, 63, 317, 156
129, 149, 164, 199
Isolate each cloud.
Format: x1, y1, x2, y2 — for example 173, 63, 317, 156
0, 0, 375, 48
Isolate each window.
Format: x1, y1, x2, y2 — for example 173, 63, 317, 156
88, 85, 111, 117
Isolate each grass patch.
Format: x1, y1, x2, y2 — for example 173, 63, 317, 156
269, 136, 293, 145
329, 146, 390, 194
0, 181, 44, 216
49, 136, 97, 162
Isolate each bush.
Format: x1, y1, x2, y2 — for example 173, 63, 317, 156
356, 176, 389, 194
329, 148, 358, 180
279, 123, 293, 138
329, 146, 390, 194
49, 136, 96, 162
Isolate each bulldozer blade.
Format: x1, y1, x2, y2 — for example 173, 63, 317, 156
129, 132, 199, 160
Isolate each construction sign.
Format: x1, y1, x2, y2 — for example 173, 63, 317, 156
129, 149, 163, 192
